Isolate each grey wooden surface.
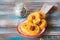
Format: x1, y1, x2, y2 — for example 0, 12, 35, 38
0, 1, 60, 40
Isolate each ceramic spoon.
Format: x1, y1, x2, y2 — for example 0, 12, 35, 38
17, 4, 54, 38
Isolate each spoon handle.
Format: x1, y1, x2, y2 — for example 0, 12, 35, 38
40, 4, 54, 14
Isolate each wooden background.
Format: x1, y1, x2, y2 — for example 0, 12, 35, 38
0, 0, 60, 40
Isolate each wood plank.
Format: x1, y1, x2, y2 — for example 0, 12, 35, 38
0, 18, 26, 27
0, 19, 60, 27
0, 30, 60, 37
0, 2, 60, 11
0, 0, 60, 3
0, 28, 60, 35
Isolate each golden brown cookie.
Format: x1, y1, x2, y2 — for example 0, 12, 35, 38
27, 12, 41, 24
20, 22, 41, 36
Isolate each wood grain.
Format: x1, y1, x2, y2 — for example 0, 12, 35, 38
0, 2, 60, 40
